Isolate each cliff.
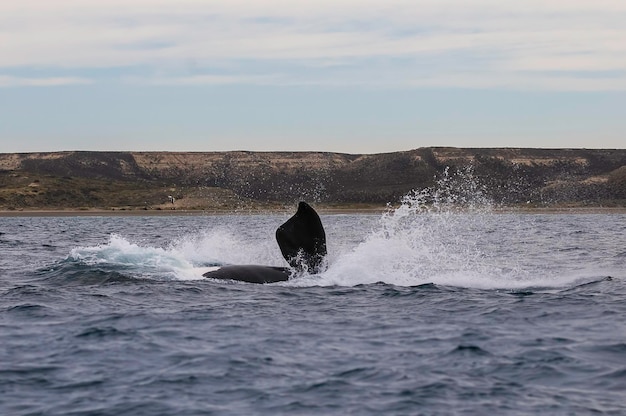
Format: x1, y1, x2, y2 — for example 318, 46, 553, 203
1, 148, 625, 211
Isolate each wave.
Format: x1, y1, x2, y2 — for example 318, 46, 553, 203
40, 229, 287, 285
44, 234, 215, 283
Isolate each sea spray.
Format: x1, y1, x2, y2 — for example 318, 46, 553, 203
292, 167, 499, 287
169, 227, 284, 268
65, 224, 288, 282
290, 167, 603, 289
68, 234, 202, 281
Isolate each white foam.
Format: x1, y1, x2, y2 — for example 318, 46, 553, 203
69, 234, 206, 281
67, 227, 286, 281
170, 228, 282, 267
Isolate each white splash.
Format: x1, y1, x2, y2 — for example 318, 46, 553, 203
69, 234, 207, 281
286, 167, 605, 289
67, 227, 286, 281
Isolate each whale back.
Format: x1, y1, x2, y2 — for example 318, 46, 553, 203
276, 201, 327, 273
203, 265, 291, 284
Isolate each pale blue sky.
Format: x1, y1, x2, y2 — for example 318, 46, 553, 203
1, 0, 625, 153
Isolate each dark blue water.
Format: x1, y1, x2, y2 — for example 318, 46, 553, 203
1, 205, 626, 415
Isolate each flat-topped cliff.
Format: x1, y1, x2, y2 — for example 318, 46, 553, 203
1, 148, 625, 211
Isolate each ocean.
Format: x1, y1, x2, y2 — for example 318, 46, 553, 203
1, 192, 626, 414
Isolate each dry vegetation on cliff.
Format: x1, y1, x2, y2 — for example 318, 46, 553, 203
1, 148, 625, 211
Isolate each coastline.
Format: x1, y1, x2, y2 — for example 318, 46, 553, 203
1, 206, 625, 217
2, 149, 625, 216
0, 206, 388, 217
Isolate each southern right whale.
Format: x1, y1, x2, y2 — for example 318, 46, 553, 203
203, 201, 327, 283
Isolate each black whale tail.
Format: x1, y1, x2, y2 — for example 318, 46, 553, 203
203, 201, 327, 283
276, 201, 327, 274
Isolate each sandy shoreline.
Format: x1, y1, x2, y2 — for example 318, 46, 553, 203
0, 206, 389, 217
1, 206, 625, 217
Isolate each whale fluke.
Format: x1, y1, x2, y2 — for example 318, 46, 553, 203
276, 201, 327, 274
203, 201, 327, 283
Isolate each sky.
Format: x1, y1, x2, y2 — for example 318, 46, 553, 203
1, 0, 625, 154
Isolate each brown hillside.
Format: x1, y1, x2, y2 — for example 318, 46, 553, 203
1, 148, 625, 211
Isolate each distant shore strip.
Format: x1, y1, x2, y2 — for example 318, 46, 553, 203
2, 206, 626, 217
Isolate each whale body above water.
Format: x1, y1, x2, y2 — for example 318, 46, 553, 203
202, 201, 327, 284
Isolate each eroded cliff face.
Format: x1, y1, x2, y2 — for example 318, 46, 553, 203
1, 148, 625, 210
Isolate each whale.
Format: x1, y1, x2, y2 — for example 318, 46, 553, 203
203, 201, 327, 283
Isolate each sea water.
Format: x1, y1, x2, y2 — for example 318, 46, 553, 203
1, 193, 626, 414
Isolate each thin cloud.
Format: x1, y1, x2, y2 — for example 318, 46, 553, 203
1, 0, 625, 90
0, 75, 92, 88
131, 73, 281, 86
